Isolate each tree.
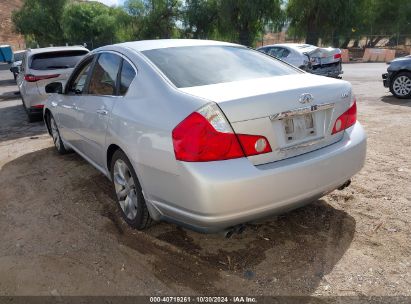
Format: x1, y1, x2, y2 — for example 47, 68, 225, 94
218, 0, 282, 46
287, 0, 369, 47
125, 0, 182, 39
360, 0, 411, 47
12, 0, 67, 47
61, 2, 126, 48
182, 0, 219, 39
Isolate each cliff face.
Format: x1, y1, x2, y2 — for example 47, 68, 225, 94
0, 0, 25, 50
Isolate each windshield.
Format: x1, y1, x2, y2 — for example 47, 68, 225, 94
142, 46, 300, 88
30, 50, 88, 70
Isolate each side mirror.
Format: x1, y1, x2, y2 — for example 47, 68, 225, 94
45, 82, 63, 94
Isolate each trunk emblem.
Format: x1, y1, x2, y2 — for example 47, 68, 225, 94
299, 93, 314, 104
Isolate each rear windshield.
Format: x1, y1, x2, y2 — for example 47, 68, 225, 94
30, 50, 88, 70
142, 46, 299, 88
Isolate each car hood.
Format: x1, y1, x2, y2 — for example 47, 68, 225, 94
390, 55, 411, 63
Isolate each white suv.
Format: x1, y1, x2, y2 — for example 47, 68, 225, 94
17, 46, 89, 122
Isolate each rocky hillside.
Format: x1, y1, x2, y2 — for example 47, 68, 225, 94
0, 0, 25, 51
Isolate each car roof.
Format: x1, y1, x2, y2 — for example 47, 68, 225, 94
114, 39, 241, 52
27, 46, 89, 55
260, 43, 317, 51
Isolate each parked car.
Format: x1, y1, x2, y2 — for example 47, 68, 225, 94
257, 43, 343, 78
17, 46, 89, 122
43, 39, 366, 234
9, 50, 26, 81
382, 55, 411, 99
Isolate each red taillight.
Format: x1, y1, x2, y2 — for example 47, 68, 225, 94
172, 104, 272, 162
237, 134, 272, 156
32, 104, 44, 109
334, 53, 342, 59
24, 74, 60, 82
332, 100, 357, 134
172, 112, 243, 161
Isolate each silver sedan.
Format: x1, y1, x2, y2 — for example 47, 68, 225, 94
43, 39, 367, 233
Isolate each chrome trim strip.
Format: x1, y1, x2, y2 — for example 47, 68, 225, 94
269, 102, 335, 120
279, 136, 326, 152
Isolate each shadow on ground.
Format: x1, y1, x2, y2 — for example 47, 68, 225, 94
0, 79, 16, 87
0, 90, 20, 101
0, 147, 356, 295
381, 95, 411, 107
0, 104, 46, 142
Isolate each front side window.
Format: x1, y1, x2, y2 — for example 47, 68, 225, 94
88, 53, 121, 96
119, 60, 136, 96
67, 57, 93, 94
142, 46, 299, 88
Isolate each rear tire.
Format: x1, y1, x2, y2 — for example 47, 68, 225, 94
110, 150, 152, 230
48, 114, 69, 154
390, 72, 411, 99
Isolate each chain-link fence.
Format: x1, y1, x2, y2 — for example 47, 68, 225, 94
259, 32, 411, 48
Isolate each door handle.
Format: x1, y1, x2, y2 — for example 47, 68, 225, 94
96, 109, 108, 115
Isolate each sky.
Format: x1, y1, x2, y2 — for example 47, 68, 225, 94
94, 0, 126, 7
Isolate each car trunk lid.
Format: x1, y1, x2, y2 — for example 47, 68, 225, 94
306, 47, 341, 65
179, 74, 353, 165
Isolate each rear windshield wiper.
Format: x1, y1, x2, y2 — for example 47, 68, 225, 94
46, 65, 70, 69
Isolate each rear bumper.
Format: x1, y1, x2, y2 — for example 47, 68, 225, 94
309, 61, 343, 78
28, 106, 44, 115
149, 122, 367, 232
22, 91, 48, 110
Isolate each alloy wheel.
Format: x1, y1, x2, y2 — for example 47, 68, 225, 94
393, 75, 411, 97
50, 117, 61, 151
113, 159, 139, 220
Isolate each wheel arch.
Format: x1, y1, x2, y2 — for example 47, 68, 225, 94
44, 108, 52, 135
391, 69, 411, 79
106, 143, 122, 173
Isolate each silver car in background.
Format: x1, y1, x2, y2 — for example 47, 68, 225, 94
17, 46, 89, 122
43, 39, 366, 233
257, 43, 343, 78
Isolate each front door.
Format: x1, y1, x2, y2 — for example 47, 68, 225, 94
57, 57, 94, 147
75, 52, 122, 167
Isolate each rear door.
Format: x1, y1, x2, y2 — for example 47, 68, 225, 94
75, 52, 124, 167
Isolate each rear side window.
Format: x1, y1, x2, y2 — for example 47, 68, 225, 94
119, 60, 136, 96
30, 50, 88, 70
88, 53, 121, 96
268, 47, 290, 58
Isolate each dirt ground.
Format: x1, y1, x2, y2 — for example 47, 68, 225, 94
0, 63, 409, 297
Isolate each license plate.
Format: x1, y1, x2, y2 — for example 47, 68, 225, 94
283, 113, 315, 141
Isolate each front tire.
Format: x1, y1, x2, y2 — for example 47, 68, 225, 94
49, 114, 69, 154
110, 150, 152, 230
390, 72, 411, 99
